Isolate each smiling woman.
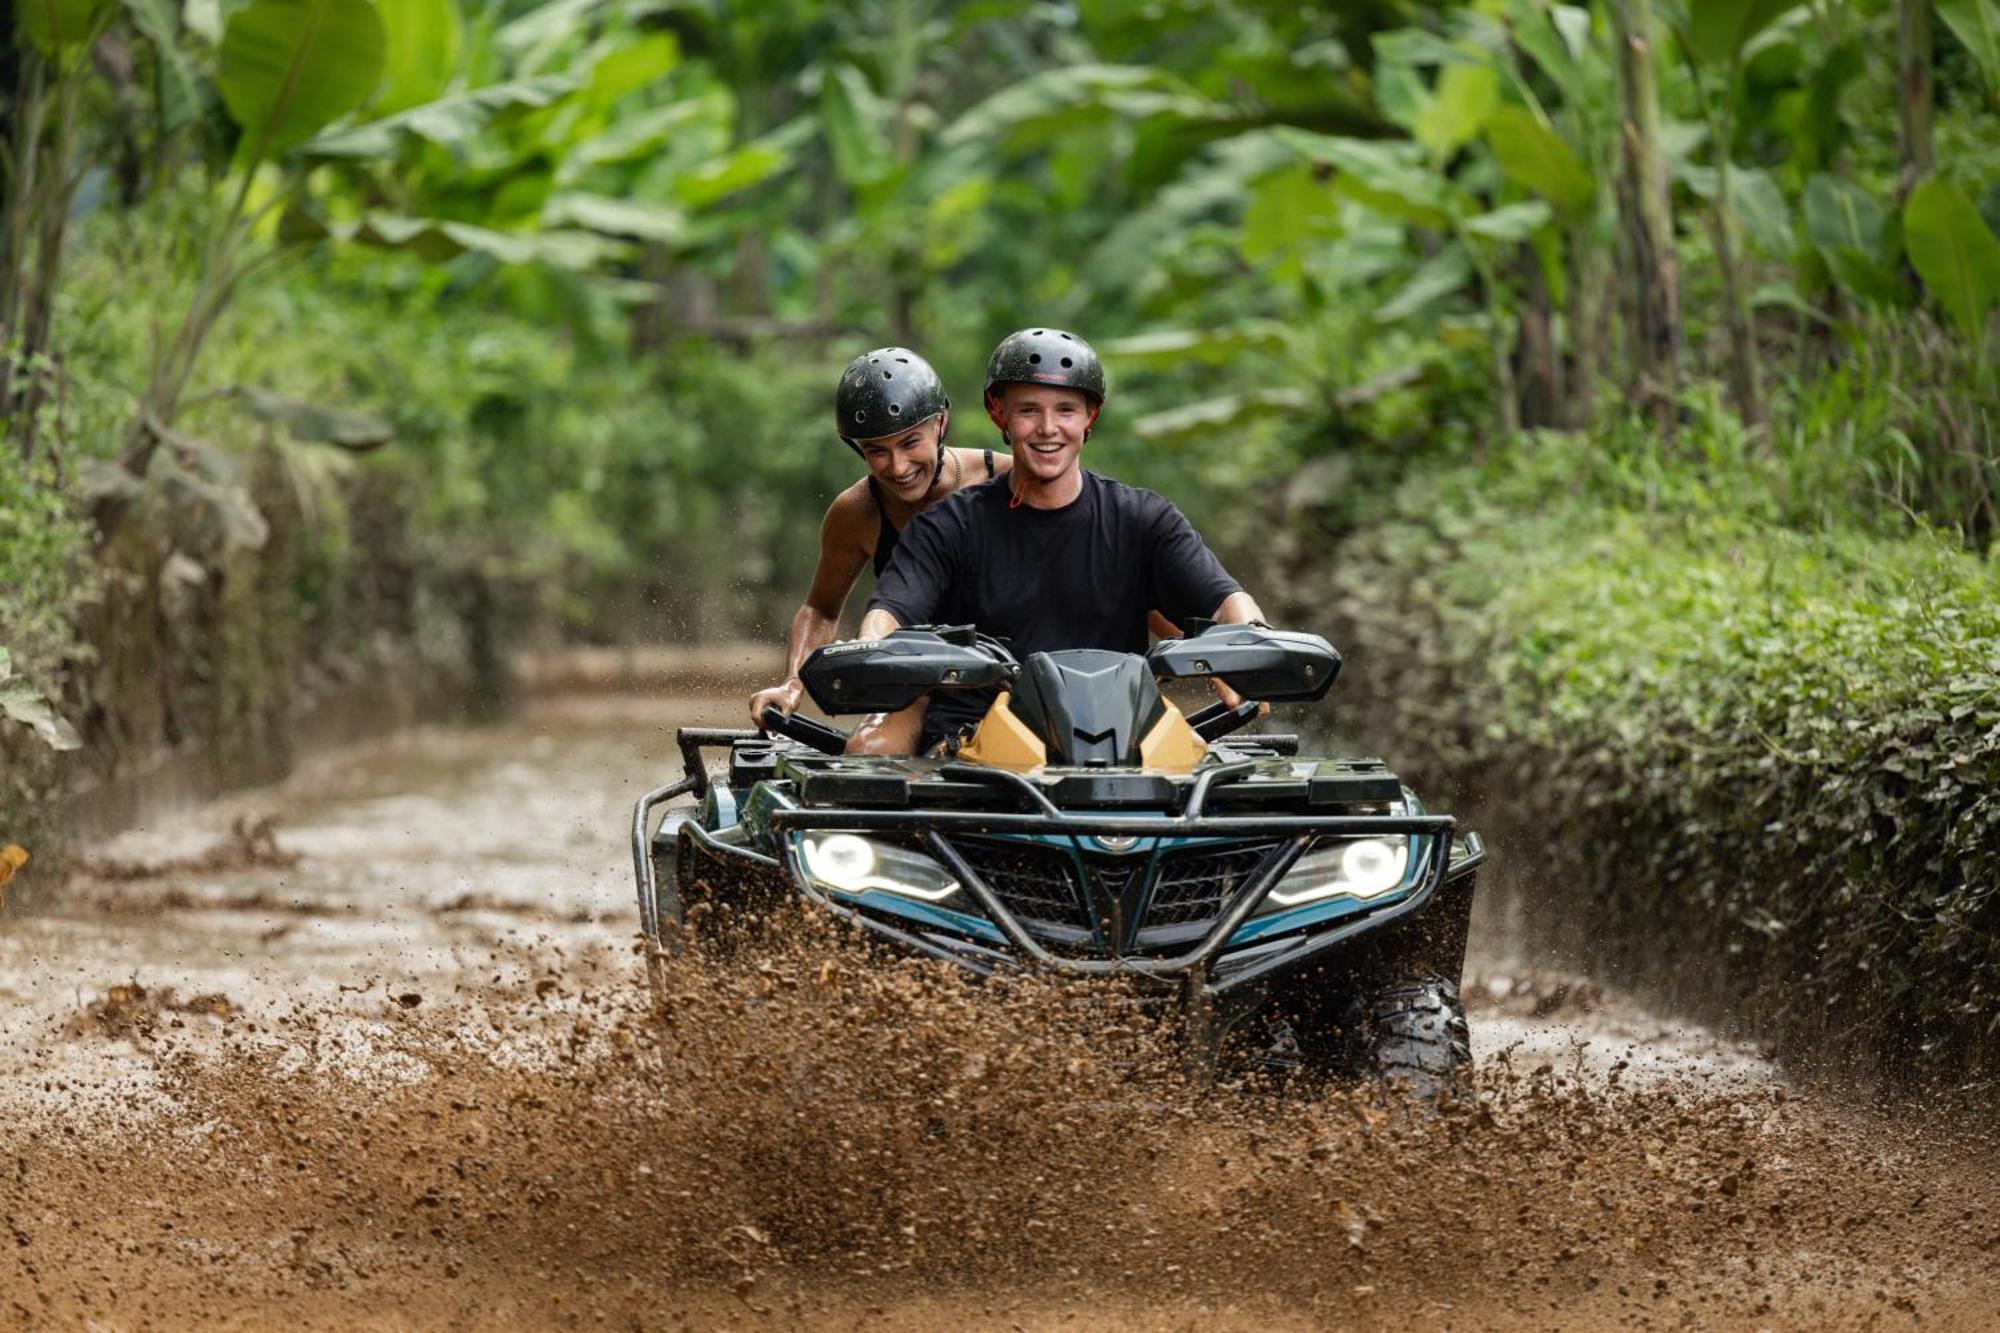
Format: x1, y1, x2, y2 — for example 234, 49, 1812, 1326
745, 346, 1008, 728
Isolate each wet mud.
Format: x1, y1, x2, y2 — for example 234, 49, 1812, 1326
3, 690, 1996, 1329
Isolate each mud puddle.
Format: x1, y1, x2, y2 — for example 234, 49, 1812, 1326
2, 688, 1996, 1330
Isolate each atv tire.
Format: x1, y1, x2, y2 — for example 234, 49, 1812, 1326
1347, 975, 1472, 1101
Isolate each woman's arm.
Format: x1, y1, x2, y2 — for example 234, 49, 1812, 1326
748, 489, 874, 726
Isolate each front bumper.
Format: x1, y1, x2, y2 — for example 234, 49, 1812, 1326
641, 759, 1485, 1003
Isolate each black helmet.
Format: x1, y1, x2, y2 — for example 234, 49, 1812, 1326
982, 327, 1105, 404
835, 347, 950, 448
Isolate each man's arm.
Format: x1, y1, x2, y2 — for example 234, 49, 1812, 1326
856, 607, 902, 640
748, 490, 874, 726
1212, 590, 1267, 625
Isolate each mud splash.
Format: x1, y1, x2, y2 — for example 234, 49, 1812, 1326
3, 690, 1996, 1329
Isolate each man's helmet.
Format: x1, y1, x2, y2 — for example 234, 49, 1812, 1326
982, 327, 1105, 404
836, 347, 950, 450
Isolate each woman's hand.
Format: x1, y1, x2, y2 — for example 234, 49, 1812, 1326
748, 678, 804, 729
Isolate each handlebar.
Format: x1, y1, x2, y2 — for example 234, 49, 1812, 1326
1187, 698, 1264, 742
760, 705, 850, 755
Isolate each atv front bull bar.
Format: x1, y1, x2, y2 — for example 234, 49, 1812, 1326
765, 802, 1467, 990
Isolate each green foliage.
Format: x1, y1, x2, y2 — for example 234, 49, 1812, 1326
375, 0, 463, 115
1803, 172, 1907, 305
1938, 0, 2000, 104
217, 0, 388, 156
17, 0, 114, 54
1483, 103, 1595, 217
1324, 425, 2000, 1084
1683, 0, 1808, 68
1903, 175, 2000, 343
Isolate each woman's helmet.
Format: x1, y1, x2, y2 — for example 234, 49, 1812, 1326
835, 347, 950, 451
981, 327, 1105, 405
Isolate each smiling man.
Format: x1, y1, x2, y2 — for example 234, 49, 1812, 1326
747, 347, 1008, 727
845, 327, 1267, 755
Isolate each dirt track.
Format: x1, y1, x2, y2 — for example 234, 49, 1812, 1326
3, 688, 1996, 1330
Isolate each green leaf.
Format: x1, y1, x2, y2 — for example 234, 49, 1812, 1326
1240, 165, 1341, 269
1507, 0, 1585, 97
1086, 131, 1297, 288
1903, 175, 2000, 341
0, 647, 10, 683
1372, 58, 1428, 133
1684, 0, 1808, 68
121, 0, 204, 131
1681, 162, 1792, 256
1371, 28, 1470, 66
0, 683, 81, 751
1484, 104, 1595, 217
218, 0, 386, 155
1102, 322, 1295, 368
671, 130, 800, 208
542, 192, 687, 244
234, 387, 392, 449
18, 0, 112, 53
1415, 61, 1499, 163
1376, 244, 1475, 322
303, 74, 578, 156
819, 62, 894, 188
1803, 173, 1906, 304
495, 0, 605, 58
1279, 129, 1463, 229
374, 0, 460, 115
1131, 389, 1310, 443
560, 99, 711, 178
941, 65, 1217, 150
333, 213, 629, 270
1937, 0, 2000, 102
1463, 199, 1554, 244
584, 31, 677, 108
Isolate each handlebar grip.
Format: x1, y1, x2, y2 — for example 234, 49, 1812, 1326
759, 706, 850, 755
1192, 699, 1263, 743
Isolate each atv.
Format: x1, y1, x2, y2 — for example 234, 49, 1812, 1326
632, 623, 1485, 1093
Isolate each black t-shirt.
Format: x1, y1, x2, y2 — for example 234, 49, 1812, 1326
867, 469, 1242, 742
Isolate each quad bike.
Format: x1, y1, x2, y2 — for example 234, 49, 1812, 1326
631, 624, 1485, 1094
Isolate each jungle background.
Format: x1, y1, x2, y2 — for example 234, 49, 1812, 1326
0, 0, 1996, 1089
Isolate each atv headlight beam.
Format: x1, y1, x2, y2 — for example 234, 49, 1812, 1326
799, 833, 962, 902
1263, 836, 1411, 908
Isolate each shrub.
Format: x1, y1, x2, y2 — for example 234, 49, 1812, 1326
1306, 425, 2000, 1088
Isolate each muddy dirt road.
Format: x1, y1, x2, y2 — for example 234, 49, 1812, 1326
3, 687, 1996, 1330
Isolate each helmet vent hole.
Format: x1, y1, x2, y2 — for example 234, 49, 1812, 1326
896, 356, 909, 363
888, 403, 902, 415
1028, 353, 1042, 364
1060, 332, 1072, 341
853, 410, 866, 422
1060, 356, 1073, 367
883, 370, 893, 379
1033, 329, 1044, 336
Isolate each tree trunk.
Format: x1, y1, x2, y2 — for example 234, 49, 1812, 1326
1610, 0, 1682, 430
1518, 246, 1565, 429
1705, 189, 1764, 424
1896, 0, 1934, 202
1566, 225, 1606, 425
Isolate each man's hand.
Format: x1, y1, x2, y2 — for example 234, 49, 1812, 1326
748, 678, 804, 729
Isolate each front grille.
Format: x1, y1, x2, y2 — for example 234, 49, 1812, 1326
951, 838, 1088, 930
1145, 843, 1280, 926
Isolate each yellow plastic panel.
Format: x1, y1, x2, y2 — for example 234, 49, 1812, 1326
1139, 697, 1208, 772
957, 691, 1048, 770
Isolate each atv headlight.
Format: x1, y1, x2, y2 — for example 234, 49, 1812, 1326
1262, 836, 1410, 909
799, 833, 961, 903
